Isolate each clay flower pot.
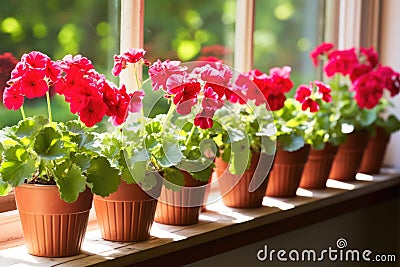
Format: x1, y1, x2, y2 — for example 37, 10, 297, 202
329, 131, 369, 181
266, 145, 310, 197
215, 152, 274, 208
155, 171, 209, 226
14, 184, 93, 257
300, 143, 338, 189
94, 178, 162, 242
358, 127, 391, 174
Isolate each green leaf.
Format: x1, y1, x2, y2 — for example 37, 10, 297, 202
381, 115, 400, 133
66, 120, 86, 134
71, 153, 91, 172
163, 167, 185, 191
16, 116, 48, 139
278, 134, 305, 152
86, 156, 120, 197
157, 137, 183, 167
34, 127, 66, 160
71, 132, 95, 150
359, 109, 377, 127
55, 164, 86, 203
0, 179, 11, 196
141, 172, 158, 191
0, 146, 36, 186
190, 165, 212, 182
229, 139, 250, 175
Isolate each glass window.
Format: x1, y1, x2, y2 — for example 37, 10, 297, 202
0, 0, 120, 127
253, 0, 325, 86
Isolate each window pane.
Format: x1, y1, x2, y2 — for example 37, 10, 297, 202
144, 0, 236, 64
254, 0, 325, 86
0, 0, 120, 127
143, 0, 236, 116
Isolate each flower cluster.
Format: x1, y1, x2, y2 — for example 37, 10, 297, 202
233, 66, 294, 110
294, 80, 332, 112
3, 51, 144, 127
112, 48, 236, 129
311, 43, 400, 109
0, 52, 18, 103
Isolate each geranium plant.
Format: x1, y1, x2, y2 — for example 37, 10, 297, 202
310, 43, 400, 136
293, 80, 343, 149
103, 49, 232, 191
0, 51, 147, 202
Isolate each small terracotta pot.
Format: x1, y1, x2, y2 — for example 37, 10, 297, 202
215, 152, 274, 208
155, 171, 208, 225
266, 145, 310, 197
300, 143, 338, 189
329, 131, 369, 181
94, 178, 162, 242
14, 184, 93, 257
359, 127, 391, 174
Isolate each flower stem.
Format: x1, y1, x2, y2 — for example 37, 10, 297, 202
185, 123, 196, 148
20, 105, 26, 120
46, 91, 52, 123
161, 102, 176, 134
133, 63, 141, 90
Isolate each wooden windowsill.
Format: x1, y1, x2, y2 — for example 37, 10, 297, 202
0, 170, 399, 266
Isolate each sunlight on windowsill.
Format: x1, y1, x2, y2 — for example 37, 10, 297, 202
326, 179, 356, 190
206, 202, 254, 223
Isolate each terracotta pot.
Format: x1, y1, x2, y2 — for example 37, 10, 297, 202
266, 145, 310, 197
14, 184, 93, 257
215, 152, 274, 208
300, 143, 338, 189
359, 127, 391, 174
329, 131, 369, 181
155, 171, 209, 225
93, 178, 162, 242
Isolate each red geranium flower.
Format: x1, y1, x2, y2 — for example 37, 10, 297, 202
324, 48, 358, 77
310, 42, 334, 66
21, 69, 48, 99
294, 84, 311, 103
3, 83, 24, 110
353, 73, 384, 109
78, 96, 107, 127
301, 98, 319, 112
194, 108, 215, 129
315, 81, 332, 103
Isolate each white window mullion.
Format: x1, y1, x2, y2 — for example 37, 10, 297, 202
234, 0, 254, 72
119, 0, 144, 91
338, 0, 362, 49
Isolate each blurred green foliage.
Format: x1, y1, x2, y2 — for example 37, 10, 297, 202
0, 0, 323, 127
0, 0, 119, 128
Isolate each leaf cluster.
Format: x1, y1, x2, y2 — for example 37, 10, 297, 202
0, 116, 121, 202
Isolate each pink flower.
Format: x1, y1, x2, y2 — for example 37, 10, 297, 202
202, 86, 222, 110
310, 42, 334, 66
148, 59, 186, 91
129, 89, 145, 113
111, 48, 144, 77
